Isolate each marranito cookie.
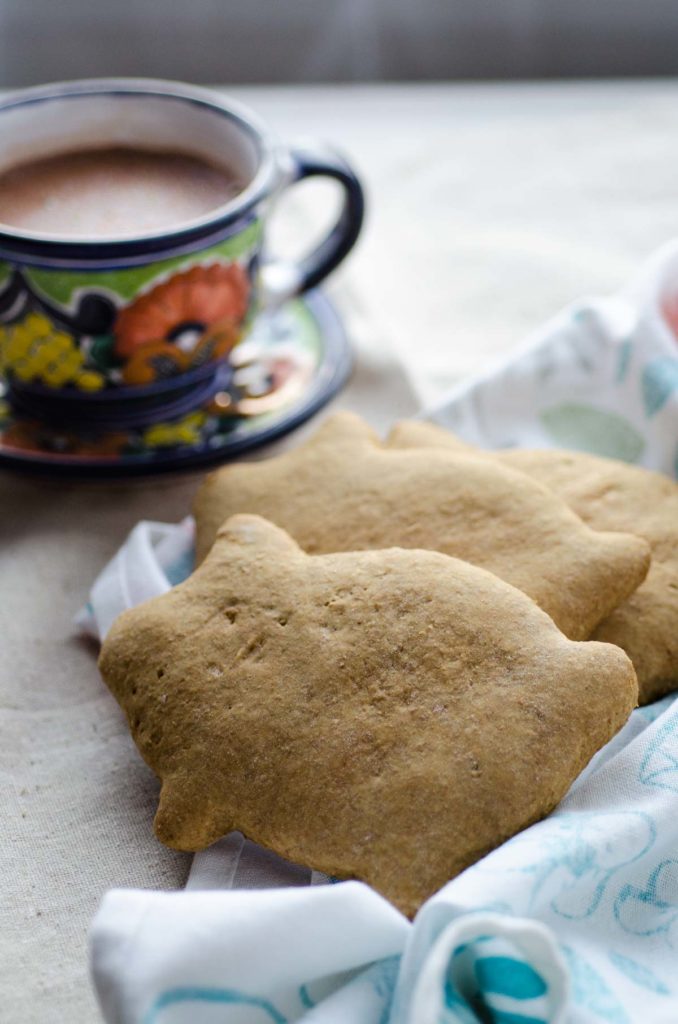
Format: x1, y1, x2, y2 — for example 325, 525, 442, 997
193, 412, 650, 642
388, 420, 678, 703
99, 514, 638, 916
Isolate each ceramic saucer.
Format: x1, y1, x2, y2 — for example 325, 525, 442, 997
0, 290, 352, 476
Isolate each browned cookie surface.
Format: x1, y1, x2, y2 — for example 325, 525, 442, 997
99, 514, 637, 917
388, 420, 678, 703
193, 413, 650, 642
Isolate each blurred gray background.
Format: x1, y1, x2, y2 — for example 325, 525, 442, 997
1, 0, 678, 85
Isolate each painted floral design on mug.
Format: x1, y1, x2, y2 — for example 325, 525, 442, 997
115, 263, 250, 384
0, 311, 106, 391
0, 228, 257, 394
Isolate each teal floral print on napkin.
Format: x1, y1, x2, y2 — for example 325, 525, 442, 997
143, 986, 288, 1024
539, 404, 645, 463
641, 357, 678, 417
444, 935, 552, 1024
562, 947, 629, 1024
614, 859, 678, 938
479, 811, 656, 921
615, 339, 633, 383
607, 952, 671, 996
638, 716, 678, 794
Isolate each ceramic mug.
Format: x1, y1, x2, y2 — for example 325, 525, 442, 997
0, 78, 364, 429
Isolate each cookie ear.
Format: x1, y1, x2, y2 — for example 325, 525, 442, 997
311, 411, 380, 449
215, 514, 304, 557
387, 419, 475, 452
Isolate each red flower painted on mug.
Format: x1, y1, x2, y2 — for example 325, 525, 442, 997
114, 263, 250, 360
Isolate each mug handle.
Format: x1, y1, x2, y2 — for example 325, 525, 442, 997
260, 144, 365, 306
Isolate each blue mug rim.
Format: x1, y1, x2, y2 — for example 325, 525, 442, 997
0, 77, 281, 264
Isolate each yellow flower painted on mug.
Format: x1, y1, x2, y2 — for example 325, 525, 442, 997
77, 369, 107, 392
142, 411, 207, 449
0, 312, 105, 391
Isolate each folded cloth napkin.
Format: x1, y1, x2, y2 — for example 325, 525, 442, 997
82, 243, 678, 1023
422, 238, 678, 473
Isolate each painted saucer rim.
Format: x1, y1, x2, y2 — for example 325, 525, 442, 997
0, 288, 352, 477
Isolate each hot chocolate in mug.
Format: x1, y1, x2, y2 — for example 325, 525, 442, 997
0, 78, 364, 430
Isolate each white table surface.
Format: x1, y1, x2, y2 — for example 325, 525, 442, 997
4, 80, 678, 1023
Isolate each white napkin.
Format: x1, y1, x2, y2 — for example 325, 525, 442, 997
422, 238, 678, 474
82, 509, 678, 1024
83, 242, 678, 1023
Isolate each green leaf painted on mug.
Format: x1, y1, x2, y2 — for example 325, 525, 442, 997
22, 221, 262, 306
88, 335, 120, 371
641, 357, 678, 417
539, 403, 645, 463
0, 261, 12, 288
